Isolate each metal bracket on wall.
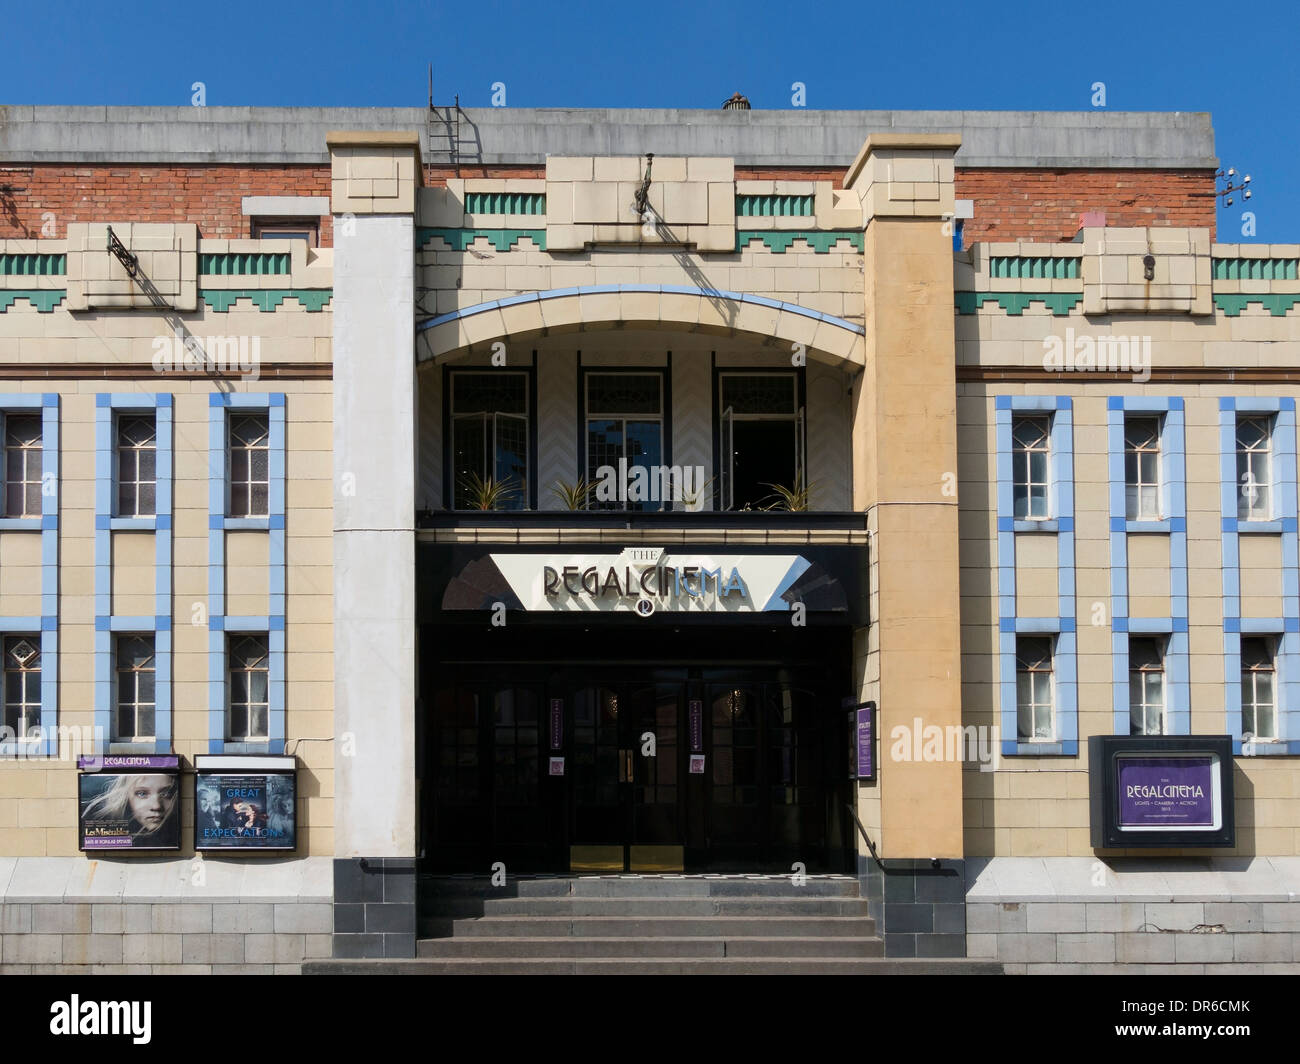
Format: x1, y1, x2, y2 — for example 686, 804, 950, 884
106, 225, 139, 279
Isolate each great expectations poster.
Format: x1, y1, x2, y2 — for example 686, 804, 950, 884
195, 772, 296, 850
78, 756, 181, 851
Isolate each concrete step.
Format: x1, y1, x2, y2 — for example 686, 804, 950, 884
418, 875, 861, 899
446, 915, 877, 938
407, 875, 897, 972
307, 957, 1002, 975
424, 896, 872, 918
416, 935, 884, 959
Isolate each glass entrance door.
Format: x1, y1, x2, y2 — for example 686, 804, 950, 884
569, 681, 683, 871
699, 679, 840, 870
426, 680, 558, 871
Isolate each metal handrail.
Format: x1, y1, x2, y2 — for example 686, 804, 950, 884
845, 803, 956, 877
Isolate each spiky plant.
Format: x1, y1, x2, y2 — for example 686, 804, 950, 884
550, 476, 592, 511
760, 471, 817, 512
460, 472, 518, 511
678, 475, 716, 512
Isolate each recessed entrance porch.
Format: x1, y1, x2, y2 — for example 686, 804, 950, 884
419, 620, 856, 875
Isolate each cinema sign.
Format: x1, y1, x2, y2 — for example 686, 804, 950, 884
510, 548, 803, 613
1088, 735, 1235, 848
437, 546, 854, 616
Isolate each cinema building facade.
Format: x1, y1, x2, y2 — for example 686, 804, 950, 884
0, 105, 1298, 973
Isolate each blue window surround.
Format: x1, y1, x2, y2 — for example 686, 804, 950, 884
207, 393, 286, 754
995, 396, 1077, 756
1219, 397, 1300, 755
94, 394, 173, 754
1106, 397, 1189, 737
0, 394, 59, 757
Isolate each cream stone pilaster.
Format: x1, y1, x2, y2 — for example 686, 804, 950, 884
847, 134, 964, 860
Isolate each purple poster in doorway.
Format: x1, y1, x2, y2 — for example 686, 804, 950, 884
549, 699, 563, 750
856, 704, 874, 780
688, 700, 703, 754
1117, 756, 1215, 827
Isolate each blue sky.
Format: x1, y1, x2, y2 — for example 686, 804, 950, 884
4, 0, 1297, 239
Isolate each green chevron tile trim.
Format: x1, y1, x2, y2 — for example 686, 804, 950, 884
0, 290, 66, 312
417, 228, 547, 252
200, 252, 292, 276
736, 231, 863, 253
0, 253, 66, 276
955, 292, 1084, 316
736, 194, 814, 217
199, 289, 332, 312
1214, 293, 1300, 317
1212, 257, 1300, 281
464, 192, 546, 216
988, 255, 1080, 280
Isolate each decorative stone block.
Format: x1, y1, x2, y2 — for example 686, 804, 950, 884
327, 132, 422, 216
65, 222, 199, 311
844, 134, 960, 223
1081, 226, 1213, 315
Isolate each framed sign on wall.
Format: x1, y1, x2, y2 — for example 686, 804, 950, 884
1088, 735, 1235, 848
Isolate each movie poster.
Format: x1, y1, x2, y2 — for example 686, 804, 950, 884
78, 756, 181, 851
195, 771, 296, 850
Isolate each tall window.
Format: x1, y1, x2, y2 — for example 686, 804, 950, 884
718, 373, 804, 511
3, 413, 42, 518
228, 413, 269, 517
116, 413, 157, 518
1241, 637, 1277, 740
1236, 415, 1272, 521
450, 372, 528, 510
1011, 415, 1051, 520
114, 634, 156, 741
1128, 637, 1165, 736
1124, 416, 1161, 520
2, 635, 41, 737
1016, 636, 1054, 741
585, 373, 663, 513
228, 634, 270, 741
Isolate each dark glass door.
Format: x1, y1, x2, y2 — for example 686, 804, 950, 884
570, 680, 684, 871
699, 678, 840, 870
426, 680, 559, 871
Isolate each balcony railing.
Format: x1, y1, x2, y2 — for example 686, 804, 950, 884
417, 509, 867, 531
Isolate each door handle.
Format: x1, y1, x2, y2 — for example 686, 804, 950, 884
620, 749, 633, 783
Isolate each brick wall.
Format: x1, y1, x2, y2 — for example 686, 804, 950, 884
0, 163, 1217, 246
423, 165, 544, 186
736, 168, 847, 186
955, 168, 1218, 245
0, 164, 331, 243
